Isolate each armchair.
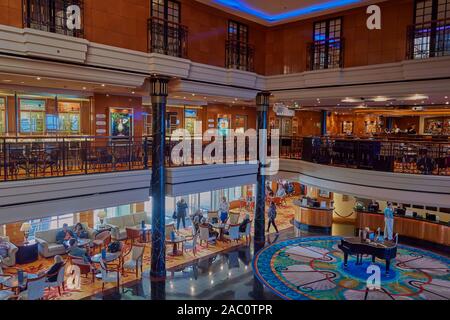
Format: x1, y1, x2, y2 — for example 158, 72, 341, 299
99, 260, 121, 292
122, 244, 145, 278
0, 237, 18, 267
46, 264, 66, 296
71, 258, 96, 284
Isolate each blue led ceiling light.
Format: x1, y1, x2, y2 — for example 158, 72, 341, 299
214, 0, 363, 23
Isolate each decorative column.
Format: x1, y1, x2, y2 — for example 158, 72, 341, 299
254, 91, 271, 245
150, 76, 169, 279
321, 110, 328, 136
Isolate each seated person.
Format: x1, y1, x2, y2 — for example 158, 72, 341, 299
200, 218, 219, 240
191, 210, 204, 223
73, 223, 89, 239
276, 185, 286, 197
266, 185, 274, 197
56, 223, 75, 246
286, 182, 294, 195
45, 255, 65, 282
0, 238, 10, 260
67, 238, 91, 264
239, 214, 251, 233
192, 216, 201, 235
368, 200, 380, 212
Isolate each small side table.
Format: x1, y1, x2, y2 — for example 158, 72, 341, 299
16, 241, 39, 265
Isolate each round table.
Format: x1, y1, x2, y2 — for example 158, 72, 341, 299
212, 223, 228, 242
91, 251, 122, 279
1, 272, 38, 294
15, 241, 39, 265
166, 236, 186, 256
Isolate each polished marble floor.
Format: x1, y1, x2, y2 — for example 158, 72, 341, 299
85, 224, 356, 300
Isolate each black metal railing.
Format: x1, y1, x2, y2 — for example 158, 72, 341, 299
406, 18, 450, 59
226, 39, 255, 72
307, 37, 344, 70
0, 136, 151, 182
148, 17, 188, 58
279, 136, 450, 176
22, 0, 84, 37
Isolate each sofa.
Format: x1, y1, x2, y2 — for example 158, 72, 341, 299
0, 236, 18, 267
34, 223, 94, 258
105, 212, 151, 241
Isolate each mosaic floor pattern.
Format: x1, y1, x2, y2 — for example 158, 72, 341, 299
253, 236, 450, 300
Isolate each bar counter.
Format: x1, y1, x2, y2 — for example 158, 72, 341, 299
293, 200, 333, 233
356, 210, 450, 246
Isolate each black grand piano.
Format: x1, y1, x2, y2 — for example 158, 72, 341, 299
338, 237, 398, 274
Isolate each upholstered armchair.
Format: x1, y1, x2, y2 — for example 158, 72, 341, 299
0, 236, 18, 267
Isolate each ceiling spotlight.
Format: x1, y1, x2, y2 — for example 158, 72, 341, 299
101, 84, 106, 87
132, 91, 135, 94
192, 93, 196, 96
82, 87, 87, 90
36, 77, 41, 80
445, 96, 448, 99
446, 101, 449, 105
2, 79, 12, 82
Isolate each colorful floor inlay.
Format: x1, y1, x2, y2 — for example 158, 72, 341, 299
253, 236, 450, 300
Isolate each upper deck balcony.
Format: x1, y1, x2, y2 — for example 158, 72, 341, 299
148, 16, 188, 59
406, 18, 450, 60
22, 0, 84, 38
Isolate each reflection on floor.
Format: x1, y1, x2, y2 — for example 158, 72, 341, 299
14, 198, 298, 300
254, 236, 450, 300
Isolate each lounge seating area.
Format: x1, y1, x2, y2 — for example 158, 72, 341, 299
0, 203, 296, 300
35, 223, 95, 258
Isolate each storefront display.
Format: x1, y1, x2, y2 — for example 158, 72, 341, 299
342, 121, 354, 135
110, 108, 133, 137
365, 120, 377, 134
218, 114, 231, 136
185, 109, 201, 136
234, 115, 247, 134
425, 117, 449, 135
0, 97, 5, 134
58, 101, 80, 135
20, 99, 46, 134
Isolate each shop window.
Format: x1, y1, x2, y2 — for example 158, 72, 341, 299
234, 115, 247, 134
58, 101, 80, 135
28, 214, 74, 239
184, 109, 201, 136
110, 108, 133, 138
0, 97, 5, 134
308, 18, 343, 70
19, 99, 46, 135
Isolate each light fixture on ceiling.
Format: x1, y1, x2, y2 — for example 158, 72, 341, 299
36, 77, 41, 80
82, 87, 87, 90
2, 79, 12, 83
101, 84, 106, 87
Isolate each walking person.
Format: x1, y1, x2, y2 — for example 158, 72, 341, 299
267, 201, 279, 234
176, 198, 188, 230
384, 202, 395, 241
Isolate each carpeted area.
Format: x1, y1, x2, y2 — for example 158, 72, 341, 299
12, 199, 296, 300
253, 236, 450, 300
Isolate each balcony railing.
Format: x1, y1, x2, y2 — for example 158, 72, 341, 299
0, 136, 151, 182
406, 18, 450, 60
307, 37, 344, 71
148, 17, 188, 58
22, 0, 84, 38
226, 40, 255, 72
2, 135, 447, 182
279, 136, 449, 176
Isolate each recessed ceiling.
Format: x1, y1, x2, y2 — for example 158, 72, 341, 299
195, 0, 383, 25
